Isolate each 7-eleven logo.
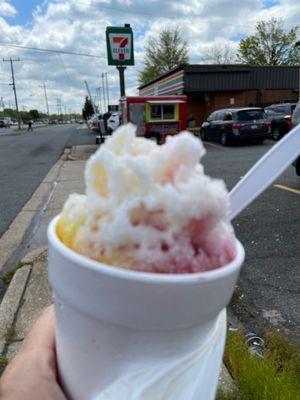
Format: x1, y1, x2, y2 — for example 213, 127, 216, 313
109, 33, 131, 61
113, 37, 128, 60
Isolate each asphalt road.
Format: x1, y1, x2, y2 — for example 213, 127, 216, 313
202, 139, 300, 342
0, 124, 96, 239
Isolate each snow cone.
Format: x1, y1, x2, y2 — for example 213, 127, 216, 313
48, 124, 244, 400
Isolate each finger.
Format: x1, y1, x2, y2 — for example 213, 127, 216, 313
21, 305, 55, 353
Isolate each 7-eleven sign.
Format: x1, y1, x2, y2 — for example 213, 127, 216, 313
106, 26, 134, 66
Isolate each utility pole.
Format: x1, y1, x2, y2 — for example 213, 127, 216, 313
97, 87, 102, 114
41, 83, 50, 116
101, 73, 106, 113
105, 72, 110, 110
56, 98, 62, 119
3, 58, 21, 129
84, 80, 97, 114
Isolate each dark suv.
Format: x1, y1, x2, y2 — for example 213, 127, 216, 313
201, 108, 270, 146
291, 101, 300, 175
264, 103, 297, 140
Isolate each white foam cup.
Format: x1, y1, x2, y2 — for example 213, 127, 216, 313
48, 215, 245, 400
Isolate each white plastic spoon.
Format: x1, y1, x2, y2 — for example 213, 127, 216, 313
229, 123, 300, 221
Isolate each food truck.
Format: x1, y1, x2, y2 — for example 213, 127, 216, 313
122, 95, 187, 143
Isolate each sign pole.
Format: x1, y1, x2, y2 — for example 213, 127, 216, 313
106, 24, 134, 124
117, 66, 126, 98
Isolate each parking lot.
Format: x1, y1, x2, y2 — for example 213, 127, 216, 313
202, 139, 300, 342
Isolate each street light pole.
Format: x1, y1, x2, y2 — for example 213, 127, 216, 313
3, 58, 21, 129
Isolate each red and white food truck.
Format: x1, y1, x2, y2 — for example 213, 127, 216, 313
121, 95, 187, 143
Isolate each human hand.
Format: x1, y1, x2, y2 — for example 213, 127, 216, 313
0, 305, 67, 400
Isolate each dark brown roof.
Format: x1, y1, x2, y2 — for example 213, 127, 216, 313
139, 64, 299, 92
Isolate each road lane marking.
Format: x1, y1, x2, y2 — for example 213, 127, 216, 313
204, 142, 228, 150
273, 184, 300, 196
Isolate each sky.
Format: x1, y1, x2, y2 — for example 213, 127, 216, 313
0, 0, 299, 114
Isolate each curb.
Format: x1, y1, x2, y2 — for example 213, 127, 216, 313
0, 247, 46, 356
0, 265, 31, 355
0, 159, 63, 277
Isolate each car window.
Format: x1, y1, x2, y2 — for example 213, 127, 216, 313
223, 113, 232, 121
270, 105, 287, 114
237, 110, 265, 121
215, 111, 225, 121
207, 112, 216, 122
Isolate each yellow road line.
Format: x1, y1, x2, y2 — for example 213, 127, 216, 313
204, 142, 228, 150
273, 184, 300, 196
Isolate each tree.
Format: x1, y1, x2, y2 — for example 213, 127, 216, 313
139, 27, 189, 85
29, 109, 39, 120
207, 43, 237, 64
237, 18, 300, 65
82, 96, 94, 120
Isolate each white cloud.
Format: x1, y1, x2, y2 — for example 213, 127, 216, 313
0, 0, 299, 114
0, 0, 17, 17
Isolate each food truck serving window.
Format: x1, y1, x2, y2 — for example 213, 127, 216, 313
149, 104, 176, 121
150, 105, 162, 120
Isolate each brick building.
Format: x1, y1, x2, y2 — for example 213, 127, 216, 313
138, 64, 299, 125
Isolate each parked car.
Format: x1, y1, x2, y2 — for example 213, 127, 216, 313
89, 114, 101, 131
292, 101, 300, 128
200, 108, 270, 146
107, 112, 120, 133
0, 117, 11, 128
264, 103, 297, 140
291, 101, 300, 176
90, 113, 112, 133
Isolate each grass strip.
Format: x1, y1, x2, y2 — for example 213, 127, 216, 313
217, 329, 300, 400
1, 262, 25, 284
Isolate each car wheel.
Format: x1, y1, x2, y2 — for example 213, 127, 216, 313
255, 139, 265, 144
221, 133, 229, 146
272, 127, 283, 141
200, 129, 207, 141
148, 135, 160, 144
296, 157, 300, 176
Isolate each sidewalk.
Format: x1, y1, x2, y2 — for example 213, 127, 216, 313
0, 144, 234, 394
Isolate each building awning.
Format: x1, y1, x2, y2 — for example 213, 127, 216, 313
146, 100, 185, 104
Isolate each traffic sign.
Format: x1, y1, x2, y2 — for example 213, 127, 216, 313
106, 26, 134, 66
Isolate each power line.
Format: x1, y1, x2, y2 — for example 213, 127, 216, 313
3, 58, 21, 129
58, 54, 75, 84
0, 42, 104, 59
